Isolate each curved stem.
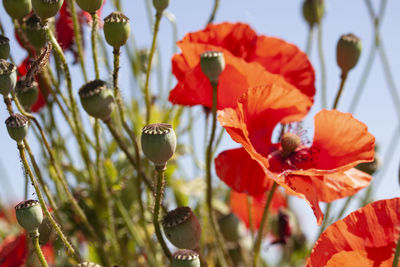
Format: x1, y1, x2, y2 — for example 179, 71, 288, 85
206, 83, 231, 267
332, 72, 348, 109
153, 168, 172, 261
206, 0, 220, 25
253, 182, 278, 267
31, 234, 49, 267
305, 26, 314, 56
316, 202, 332, 240
144, 12, 162, 124
317, 23, 327, 109
91, 12, 100, 79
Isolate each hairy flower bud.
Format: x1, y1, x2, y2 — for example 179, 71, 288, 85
15, 200, 43, 235
31, 0, 64, 21
336, 33, 362, 74
0, 35, 10, 59
218, 213, 246, 242
2, 0, 32, 20
162, 206, 201, 250
302, 0, 324, 27
15, 79, 39, 110
0, 59, 17, 96
76, 0, 104, 13
5, 114, 29, 143
153, 0, 169, 13
103, 12, 130, 48
200, 51, 225, 85
172, 249, 200, 267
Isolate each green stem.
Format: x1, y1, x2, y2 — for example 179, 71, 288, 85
305, 26, 314, 56
206, 83, 231, 267
316, 202, 332, 240
335, 195, 353, 221
66, 0, 88, 82
253, 182, 278, 267
153, 168, 172, 261
17, 143, 79, 261
247, 195, 255, 239
206, 0, 220, 25
144, 12, 162, 124
332, 72, 348, 109
317, 22, 327, 109
31, 234, 49, 267
91, 13, 100, 79
393, 230, 400, 267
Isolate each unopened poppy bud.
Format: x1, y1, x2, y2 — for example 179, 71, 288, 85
31, 0, 64, 21
3, 0, 32, 20
76, 262, 102, 267
336, 33, 362, 74
78, 80, 115, 121
75, 0, 104, 13
0, 59, 17, 96
15, 79, 39, 110
15, 200, 43, 235
25, 14, 48, 50
218, 213, 246, 242
271, 209, 292, 245
356, 154, 381, 175
103, 12, 130, 48
172, 249, 200, 267
281, 132, 301, 157
162, 206, 201, 250
5, 114, 29, 143
0, 35, 10, 59
141, 123, 176, 170
200, 51, 225, 85
302, 0, 324, 27
153, 0, 169, 13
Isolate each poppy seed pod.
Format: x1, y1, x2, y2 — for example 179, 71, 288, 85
31, 0, 64, 21
281, 132, 301, 157
0, 35, 10, 59
5, 114, 29, 143
0, 59, 17, 96
103, 12, 130, 48
2, 0, 32, 20
76, 262, 102, 267
200, 51, 225, 85
78, 80, 115, 121
15, 79, 39, 110
218, 213, 246, 242
25, 14, 48, 50
75, 0, 104, 13
153, 0, 169, 13
172, 249, 200, 267
141, 123, 176, 169
336, 33, 362, 74
302, 0, 324, 27
15, 200, 43, 235
162, 206, 201, 250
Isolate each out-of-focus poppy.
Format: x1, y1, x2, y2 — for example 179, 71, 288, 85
307, 198, 400, 267
230, 189, 287, 230
169, 22, 315, 109
217, 84, 375, 224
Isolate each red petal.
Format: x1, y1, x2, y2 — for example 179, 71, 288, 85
215, 148, 274, 195
307, 198, 400, 267
0, 234, 28, 267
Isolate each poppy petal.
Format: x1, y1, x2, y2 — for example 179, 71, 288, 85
307, 198, 400, 267
215, 147, 274, 195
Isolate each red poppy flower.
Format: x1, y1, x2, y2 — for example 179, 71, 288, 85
217, 84, 375, 224
17, 57, 46, 112
230, 189, 287, 230
169, 22, 315, 109
307, 198, 400, 267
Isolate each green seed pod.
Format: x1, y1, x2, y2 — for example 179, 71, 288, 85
15, 79, 39, 110
2, 0, 32, 20
31, 0, 64, 21
302, 0, 324, 27
141, 123, 176, 169
25, 14, 48, 51
153, 0, 170, 13
218, 213, 246, 242
5, 114, 29, 143
356, 153, 381, 175
76, 262, 102, 267
78, 80, 115, 121
0, 59, 17, 96
103, 12, 130, 48
15, 200, 43, 235
0, 35, 10, 59
336, 33, 362, 74
162, 206, 201, 250
75, 0, 104, 13
200, 51, 225, 85
172, 250, 200, 267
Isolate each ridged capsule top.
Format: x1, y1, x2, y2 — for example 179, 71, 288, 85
40, 0, 61, 3
0, 59, 16, 75
104, 12, 130, 24
162, 206, 193, 228
0, 35, 10, 45
142, 123, 172, 135
200, 50, 223, 60
5, 114, 28, 128
15, 199, 39, 210
79, 79, 108, 98
173, 249, 199, 261
26, 14, 47, 29
76, 262, 102, 267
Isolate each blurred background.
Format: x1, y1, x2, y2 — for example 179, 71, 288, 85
0, 0, 399, 248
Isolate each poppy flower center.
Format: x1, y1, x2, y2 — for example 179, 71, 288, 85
280, 133, 301, 157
